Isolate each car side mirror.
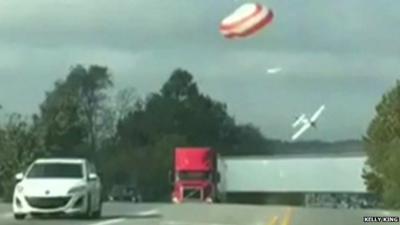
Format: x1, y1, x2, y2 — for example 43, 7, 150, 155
88, 173, 98, 181
15, 172, 24, 181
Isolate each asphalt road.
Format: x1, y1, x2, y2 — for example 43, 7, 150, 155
0, 202, 399, 225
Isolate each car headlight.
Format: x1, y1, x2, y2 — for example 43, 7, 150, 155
172, 196, 179, 203
68, 185, 86, 194
16, 184, 24, 193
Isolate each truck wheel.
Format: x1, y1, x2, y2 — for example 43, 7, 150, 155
14, 214, 26, 220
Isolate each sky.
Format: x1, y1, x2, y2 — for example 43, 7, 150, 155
0, 0, 398, 141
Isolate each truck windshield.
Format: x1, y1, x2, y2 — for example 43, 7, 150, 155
27, 163, 83, 179
178, 171, 210, 181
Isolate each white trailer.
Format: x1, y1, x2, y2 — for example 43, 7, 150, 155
223, 155, 367, 193
216, 154, 377, 207
216, 156, 227, 202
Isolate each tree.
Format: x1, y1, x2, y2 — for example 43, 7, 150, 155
116, 69, 242, 154
363, 80, 400, 208
0, 114, 45, 201
96, 87, 141, 197
231, 124, 272, 155
79, 65, 113, 155
36, 65, 113, 159
138, 134, 187, 200
115, 87, 140, 121
112, 68, 271, 200
103, 87, 140, 139
38, 79, 86, 157
161, 69, 199, 100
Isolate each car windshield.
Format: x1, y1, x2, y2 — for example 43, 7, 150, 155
26, 163, 83, 179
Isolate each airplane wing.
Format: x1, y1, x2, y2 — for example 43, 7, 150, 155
310, 105, 325, 122
291, 122, 311, 141
292, 114, 306, 128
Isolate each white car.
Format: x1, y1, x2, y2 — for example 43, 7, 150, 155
12, 158, 102, 220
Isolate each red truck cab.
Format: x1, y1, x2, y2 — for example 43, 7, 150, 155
170, 147, 219, 203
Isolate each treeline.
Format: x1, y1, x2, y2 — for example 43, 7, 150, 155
269, 139, 363, 155
363, 80, 400, 209
2, 64, 396, 207
0, 65, 271, 201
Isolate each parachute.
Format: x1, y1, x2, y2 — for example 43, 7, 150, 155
220, 3, 274, 39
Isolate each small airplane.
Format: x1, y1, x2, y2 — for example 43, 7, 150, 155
291, 104, 326, 141
266, 67, 282, 74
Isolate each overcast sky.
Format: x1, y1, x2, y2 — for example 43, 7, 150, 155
0, 0, 398, 141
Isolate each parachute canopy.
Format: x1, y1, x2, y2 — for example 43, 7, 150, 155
220, 3, 274, 39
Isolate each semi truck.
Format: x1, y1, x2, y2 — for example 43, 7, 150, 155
170, 147, 226, 203
170, 147, 375, 207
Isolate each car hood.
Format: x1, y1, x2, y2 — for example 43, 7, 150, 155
20, 179, 86, 197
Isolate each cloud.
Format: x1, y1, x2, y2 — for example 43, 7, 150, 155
0, 0, 220, 50
0, 44, 149, 113
0, 0, 398, 140
0, 0, 397, 54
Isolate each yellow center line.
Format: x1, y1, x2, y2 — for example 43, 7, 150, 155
267, 215, 279, 225
281, 208, 295, 225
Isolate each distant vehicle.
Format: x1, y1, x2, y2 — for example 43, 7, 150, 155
12, 158, 102, 220
291, 104, 326, 141
170, 147, 224, 203
108, 185, 141, 202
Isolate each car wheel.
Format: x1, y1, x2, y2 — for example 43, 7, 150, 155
14, 214, 26, 220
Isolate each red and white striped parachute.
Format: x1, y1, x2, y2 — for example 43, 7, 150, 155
220, 3, 274, 39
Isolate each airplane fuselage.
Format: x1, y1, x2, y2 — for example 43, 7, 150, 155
301, 118, 316, 127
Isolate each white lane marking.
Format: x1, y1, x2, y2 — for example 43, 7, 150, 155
163, 221, 233, 225
135, 209, 160, 216
89, 218, 126, 225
